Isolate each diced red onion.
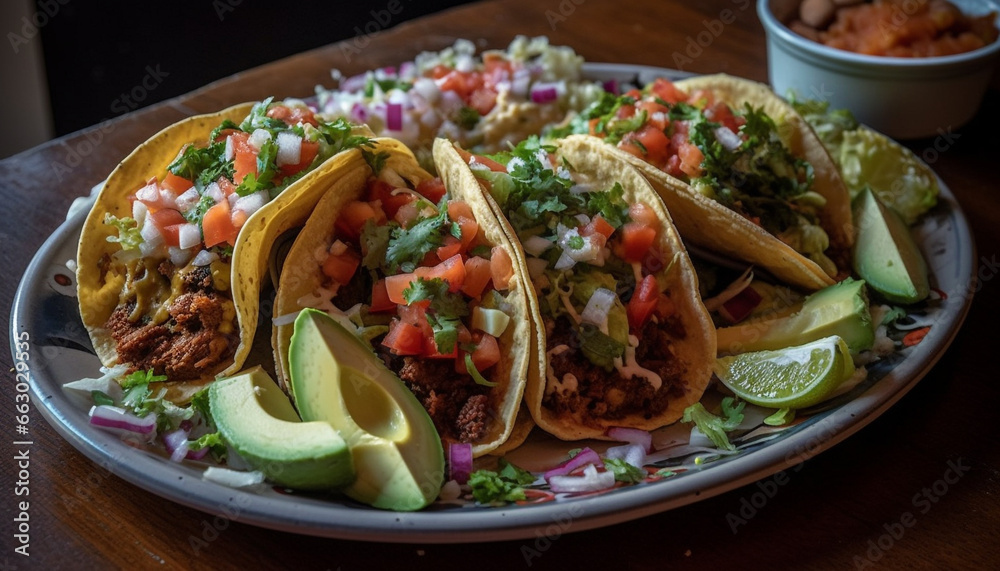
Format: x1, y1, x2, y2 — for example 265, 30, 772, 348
398, 61, 415, 79
605, 426, 654, 453
530, 83, 560, 104
350, 102, 370, 123
163, 428, 209, 462
604, 443, 647, 468
177, 223, 202, 250
275, 131, 302, 166
448, 442, 473, 485
548, 464, 616, 494
89, 405, 156, 436
602, 79, 620, 94
341, 73, 367, 92
386, 103, 403, 131
543, 446, 603, 480
191, 250, 219, 267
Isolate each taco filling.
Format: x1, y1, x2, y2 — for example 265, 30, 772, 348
95, 99, 370, 383
463, 138, 694, 427
551, 78, 837, 276
286, 162, 520, 446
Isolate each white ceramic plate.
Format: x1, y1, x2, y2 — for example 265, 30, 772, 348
9, 64, 975, 543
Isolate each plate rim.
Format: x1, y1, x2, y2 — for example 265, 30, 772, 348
10, 63, 977, 544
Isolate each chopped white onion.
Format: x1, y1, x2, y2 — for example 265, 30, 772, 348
168, 246, 193, 267
191, 250, 219, 267
580, 287, 616, 332
204, 182, 224, 204
224, 134, 235, 161
202, 467, 266, 488
139, 212, 164, 247
714, 126, 743, 152
134, 181, 160, 204
131, 199, 148, 223
275, 131, 302, 166
412, 77, 440, 102
604, 443, 647, 469
548, 464, 616, 494
177, 223, 202, 250
234, 190, 268, 217
248, 128, 272, 151
175, 187, 201, 213
523, 235, 554, 257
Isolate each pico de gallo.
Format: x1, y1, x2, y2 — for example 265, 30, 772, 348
313, 36, 604, 158
101, 98, 370, 382
301, 162, 518, 445
550, 78, 837, 276
461, 137, 689, 427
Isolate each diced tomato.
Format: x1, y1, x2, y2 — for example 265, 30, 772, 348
627, 275, 660, 332
461, 256, 493, 298
620, 222, 657, 263
615, 103, 637, 120
335, 200, 385, 242
415, 178, 447, 203
678, 142, 704, 178
628, 202, 661, 230
620, 125, 670, 168
637, 100, 670, 126
212, 129, 240, 143
704, 102, 743, 133
162, 172, 193, 194
367, 179, 416, 219
490, 246, 514, 290
202, 200, 239, 248
448, 201, 479, 250
415, 254, 466, 293
266, 104, 319, 127
394, 201, 422, 228
230, 132, 257, 185
588, 118, 602, 136
468, 87, 498, 115
687, 88, 716, 108
216, 176, 237, 196
436, 235, 463, 261
437, 70, 483, 101
322, 248, 361, 285
649, 78, 688, 104
581, 214, 616, 240
382, 320, 424, 356
454, 146, 506, 173
370, 279, 396, 313
278, 140, 320, 178
385, 272, 417, 305
425, 323, 471, 359
456, 333, 500, 374
149, 208, 186, 247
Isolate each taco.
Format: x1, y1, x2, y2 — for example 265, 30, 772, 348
549, 74, 854, 291
441, 136, 716, 441
272, 138, 533, 457
76, 98, 373, 403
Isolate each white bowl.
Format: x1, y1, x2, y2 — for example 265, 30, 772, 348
758, 0, 1000, 139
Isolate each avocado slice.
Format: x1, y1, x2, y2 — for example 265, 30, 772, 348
208, 366, 354, 490
852, 187, 930, 304
289, 309, 444, 511
716, 278, 875, 355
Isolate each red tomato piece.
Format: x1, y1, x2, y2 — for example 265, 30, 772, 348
230, 132, 257, 185
620, 125, 670, 168
335, 200, 385, 242
620, 222, 657, 263
370, 279, 396, 313
266, 104, 319, 127
367, 179, 416, 219
278, 140, 320, 178
456, 333, 500, 375
436, 235, 463, 262
415, 253, 466, 293
385, 272, 418, 305
490, 246, 514, 290
649, 78, 688, 104
202, 200, 239, 248
322, 248, 361, 285
162, 172, 193, 194
627, 275, 660, 332
415, 178, 447, 203
382, 320, 424, 356
461, 256, 493, 298
678, 142, 704, 178
628, 202, 661, 230
581, 214, 616, 240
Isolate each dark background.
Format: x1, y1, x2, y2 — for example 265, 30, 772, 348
39, 0, 474, 136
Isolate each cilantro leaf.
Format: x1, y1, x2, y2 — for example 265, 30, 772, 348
360, 219, 392, 271
402, 277, 470, 354
455, 106, 481, 131
681, 397, 746, 451
104, 214, 143, 250
467, 459, 535, 504
385, 204, 454, 273
604, 458, 645, 483
362, 149, 390, 175
585, 182, 629, 229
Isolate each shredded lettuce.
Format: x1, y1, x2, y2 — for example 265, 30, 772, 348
104, 214, 143, 250
604, 457, 645, 483
682, 397, 746, 451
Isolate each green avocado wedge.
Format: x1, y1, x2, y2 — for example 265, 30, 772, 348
289, 309, 444, 511
208, 366, 354, 490
852, 187, 930, 304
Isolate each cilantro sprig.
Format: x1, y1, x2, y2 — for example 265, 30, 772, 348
467, 459, 536, 504
681, 397, 746, 451
385, 201, 458, 273
402, 277, 469, 354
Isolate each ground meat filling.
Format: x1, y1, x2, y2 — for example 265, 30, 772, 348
544, 316, 688, 426
380, 349, 490, 444
106, 265, 237, 382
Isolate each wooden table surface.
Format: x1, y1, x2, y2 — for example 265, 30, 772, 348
3, 0, 998, 568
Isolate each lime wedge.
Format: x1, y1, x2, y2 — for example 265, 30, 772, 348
714, 335, 855, 409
